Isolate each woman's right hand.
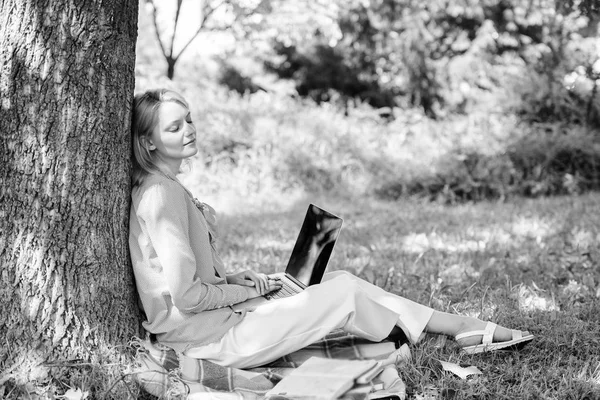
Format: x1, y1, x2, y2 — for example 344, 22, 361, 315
244, 278, 282, 298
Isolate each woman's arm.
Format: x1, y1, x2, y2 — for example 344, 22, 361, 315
139, 181, 250, 312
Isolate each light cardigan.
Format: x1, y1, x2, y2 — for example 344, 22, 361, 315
129, 173, 249, 352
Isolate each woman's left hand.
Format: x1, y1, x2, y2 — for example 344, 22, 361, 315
227, 270, 269, 295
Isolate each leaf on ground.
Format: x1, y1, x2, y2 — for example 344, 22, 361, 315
440, 361, 482, 380
517, 284, 560, 312
59, 388, 89, 400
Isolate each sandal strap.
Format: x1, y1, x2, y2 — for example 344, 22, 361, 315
455, 322, 498, 345
512, 329, 523, 340
455, 329, 486, 341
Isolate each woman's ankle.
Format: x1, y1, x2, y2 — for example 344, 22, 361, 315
425, 311, 476, 337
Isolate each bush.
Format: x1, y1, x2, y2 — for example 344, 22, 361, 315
264, 40, 396, 110
377, 126, 600, 203
218, 64, 265, 95
262, 0, 599, 125
509, 127, 600, 196
136, 65, 600, 206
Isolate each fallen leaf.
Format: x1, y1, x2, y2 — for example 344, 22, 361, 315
440, 361, 482, 380
59, 388, 89, 400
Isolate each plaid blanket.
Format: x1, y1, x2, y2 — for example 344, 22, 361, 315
133, 330, 409, 399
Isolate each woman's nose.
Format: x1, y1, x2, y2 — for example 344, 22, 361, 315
184, 122, 196, 135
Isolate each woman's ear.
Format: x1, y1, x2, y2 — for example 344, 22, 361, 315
141, 137, 156, 151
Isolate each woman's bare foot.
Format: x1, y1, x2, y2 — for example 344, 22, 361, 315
425, 311, 531, 349
454, 319, 527, 347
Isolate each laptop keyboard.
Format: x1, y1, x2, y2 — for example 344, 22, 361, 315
265, 277, 302, 300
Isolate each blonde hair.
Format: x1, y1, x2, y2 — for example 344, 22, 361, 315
131, 89, 190, 187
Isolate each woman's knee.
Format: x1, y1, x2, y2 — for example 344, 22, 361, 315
323, 270, 355, 282
319, 272, 362, 297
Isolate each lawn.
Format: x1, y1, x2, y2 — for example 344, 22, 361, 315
210, 191, 600, 399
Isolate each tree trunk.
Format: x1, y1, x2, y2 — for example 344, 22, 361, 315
0, 0, 140, 390
167, 56, 177, 80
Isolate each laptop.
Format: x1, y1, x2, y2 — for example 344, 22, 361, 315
232, 204, 343, 312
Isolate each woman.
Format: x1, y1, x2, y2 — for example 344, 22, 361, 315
129, 89, 533, 369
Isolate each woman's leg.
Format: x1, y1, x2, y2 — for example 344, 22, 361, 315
322, 271, 434, 343
327, 271, 528, 347
185, 272, 432, 368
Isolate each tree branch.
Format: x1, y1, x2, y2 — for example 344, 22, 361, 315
169, 0, 184, 58
148, 0, 169, 59
172, 0, 228, 60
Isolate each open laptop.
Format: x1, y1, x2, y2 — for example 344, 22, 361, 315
232, 204, 343, 312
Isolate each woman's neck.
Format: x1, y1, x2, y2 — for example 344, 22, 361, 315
150, 167, 195, 199
154, 157, 182, 177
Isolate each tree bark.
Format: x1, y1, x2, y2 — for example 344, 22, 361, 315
0, 0, 140, 387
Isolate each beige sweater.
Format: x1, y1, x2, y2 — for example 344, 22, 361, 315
129, 173, 248, 352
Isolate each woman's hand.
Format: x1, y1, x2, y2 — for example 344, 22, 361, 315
227, 270, 281, 296
242, 279, 283, 299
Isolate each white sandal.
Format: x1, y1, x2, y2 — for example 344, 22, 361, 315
456, 322, 534, 354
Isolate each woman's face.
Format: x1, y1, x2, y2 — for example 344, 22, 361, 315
148, 101, 198, 172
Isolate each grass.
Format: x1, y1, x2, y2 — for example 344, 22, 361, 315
208, 191, 600, 399
0, 343, 150, 399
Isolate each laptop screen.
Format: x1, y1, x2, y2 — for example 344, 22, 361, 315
284, 204, 343, 287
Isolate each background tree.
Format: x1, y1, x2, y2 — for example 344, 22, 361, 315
0, 0, 140, 396
264, 0, 478, 116
147, 0, 273, 79
490, 0, 600, 126
263, 0, 599, 122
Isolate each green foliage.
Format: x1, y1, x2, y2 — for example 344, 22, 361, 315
378, 126, 600, 203
491, 0, 600, 127
136, 0, 600, 206
135, 71, 600, 207
510, 127, 600, 195
264, 40, 395, 109
218, 63, 265, 95
264, 0, 459, 115
263, 0, 600, 124
264, 0, 482, 115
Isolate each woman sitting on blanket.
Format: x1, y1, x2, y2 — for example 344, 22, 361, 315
129, 89, 534, 369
